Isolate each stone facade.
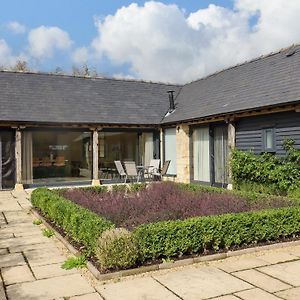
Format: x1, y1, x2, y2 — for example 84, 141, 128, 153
175, 124, 191, 183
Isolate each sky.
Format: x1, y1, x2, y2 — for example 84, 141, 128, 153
0, 0, 300, 83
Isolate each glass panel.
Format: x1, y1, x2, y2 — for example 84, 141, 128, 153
0, 131, 15, 189
99, 132, 139, 180
23, 130, 92, 185
164, 128, 177, 175
193, 127, 210, 182
214, 126, 228, 184
266, 129, 274, 149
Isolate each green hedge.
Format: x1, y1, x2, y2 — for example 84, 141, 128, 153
31, 188, 114, 255
134, 206, 300, 261
177, 182, 292, 204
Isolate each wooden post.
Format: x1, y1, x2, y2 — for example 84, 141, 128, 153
92, 129, 100, 186
227, 121, 236, 190
15, 128, 24, 190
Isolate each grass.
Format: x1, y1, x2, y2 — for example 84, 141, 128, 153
42, 228, 55, 238
33, 219, 42, 225
61, 256, 87, 270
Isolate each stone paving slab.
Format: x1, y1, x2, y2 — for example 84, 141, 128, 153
153, 266, 252, 300
0, 249, 8, 255
258, 260, 300, 286
96, 277, 180, 300
255, 251, 299, 264
214, 256, 269, 273
0, 253, 26, 268
0, 236, 51, 249
234, 288, 281, 299
31, 263, 77, 279
276, 287, 300, 299
0, 283, 6, 300
9, 242, 56, 253
6, 274, 95, 300
0, 199, 21, 212
24, 248, 66, 267
233, 269, 291, 293
211, 296, 240, 300
69, 293, 104, 300
2, 265, 35, 285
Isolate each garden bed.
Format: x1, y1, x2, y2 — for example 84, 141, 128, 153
31, 182, 300, 273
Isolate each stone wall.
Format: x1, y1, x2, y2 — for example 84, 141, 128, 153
175, 124, 191, 183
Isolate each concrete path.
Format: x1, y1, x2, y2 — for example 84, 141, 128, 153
2, 190, 300, 299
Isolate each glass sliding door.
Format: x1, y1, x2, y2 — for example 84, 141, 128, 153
22, 130, 92, 185
193, 127, 210, 182
164, 128, 177, 175
213, 126, 228, 185
98, 131, 156, 181
0, 130, 15, 190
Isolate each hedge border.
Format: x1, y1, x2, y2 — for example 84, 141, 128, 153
133, 206, 300, 262
31, 187, 114, 255
31, 206, 300, 282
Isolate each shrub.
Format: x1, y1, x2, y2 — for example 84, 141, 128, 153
134, 206, 300, 262
31, 188, 114, 255
288, 182, 300, 200
62, 182, 293, 230
231, 139, 300, 194
96, 228, 139, 270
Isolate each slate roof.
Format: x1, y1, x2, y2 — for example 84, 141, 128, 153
162, 45, 300, 124
0, 71, 180, 125
1, 45, 300, 126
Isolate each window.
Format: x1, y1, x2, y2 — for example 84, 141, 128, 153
164, 128, 177, 175
263, 128, 276, 152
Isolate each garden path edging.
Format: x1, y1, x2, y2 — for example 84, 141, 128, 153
29, 208, 300, 282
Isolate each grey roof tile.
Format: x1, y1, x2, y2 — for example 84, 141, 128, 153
162, 45, 300, 123
0, 72, 180, 125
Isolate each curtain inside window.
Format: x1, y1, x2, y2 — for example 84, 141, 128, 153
214, 127, 228, 184
164, 128, 177, 175
22, 131, 33, 184
143, 133, 154, 167
193, 127, 210, 182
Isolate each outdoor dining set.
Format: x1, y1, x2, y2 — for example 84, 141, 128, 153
114, 159, 171, 183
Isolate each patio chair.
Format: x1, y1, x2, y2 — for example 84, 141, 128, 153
153, 160, 171, 181
114, 161, 127, 183
145, 159, 160, 179
124, 161, 141, 183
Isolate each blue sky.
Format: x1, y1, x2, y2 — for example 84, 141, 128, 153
0, 0, 299, 83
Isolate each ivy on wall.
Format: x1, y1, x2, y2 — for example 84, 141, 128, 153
231, 139, 300, 196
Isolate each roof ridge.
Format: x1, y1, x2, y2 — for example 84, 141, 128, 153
0, 69, 182, 87
184, 43, 300, 86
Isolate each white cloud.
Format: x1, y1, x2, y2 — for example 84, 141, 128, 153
28, 26, 72, 59
6, 21, 26, 34
72, 47, 89, 64
0, 39, 27, 67
91, 0, 300, 83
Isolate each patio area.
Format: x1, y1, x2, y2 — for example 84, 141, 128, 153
1, 189, 300, 299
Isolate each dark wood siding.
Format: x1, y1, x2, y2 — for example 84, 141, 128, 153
236, 111, 300, 155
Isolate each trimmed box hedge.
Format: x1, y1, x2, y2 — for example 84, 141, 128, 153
31, 187, 300, 270
133, 206, 300, 261
31, 188, 114, 255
